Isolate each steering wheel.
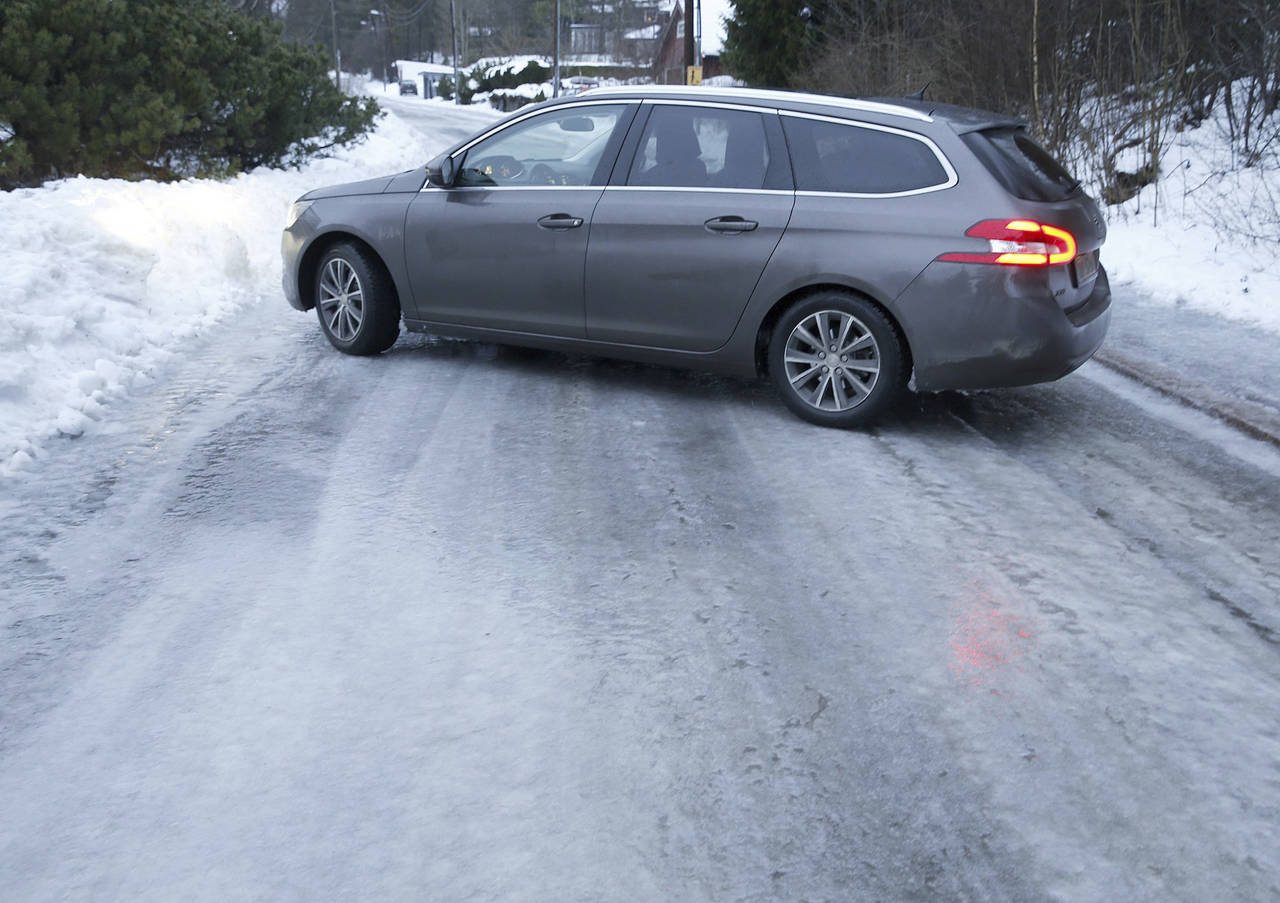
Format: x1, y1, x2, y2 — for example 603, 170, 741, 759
529, 163, 567, 186
468, 154, 525, 183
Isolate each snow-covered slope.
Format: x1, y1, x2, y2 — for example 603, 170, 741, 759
1098, 104, 1280, 335
0, 104, 497, 475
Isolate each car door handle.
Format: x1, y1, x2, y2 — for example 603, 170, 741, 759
704, 216, 759, 234
537, 213, 585, 230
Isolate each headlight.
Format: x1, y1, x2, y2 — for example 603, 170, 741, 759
285, 199, 314, 229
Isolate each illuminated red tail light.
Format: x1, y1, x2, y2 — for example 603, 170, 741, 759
938, 219, 1078, 266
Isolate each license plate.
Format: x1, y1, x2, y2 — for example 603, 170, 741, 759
1073, 250, 1098, 284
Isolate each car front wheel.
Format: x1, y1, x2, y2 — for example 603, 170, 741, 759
767, 292, 906, 427
314, 242, 400, 355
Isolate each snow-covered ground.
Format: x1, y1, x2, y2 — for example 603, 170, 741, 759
0, 99, 499, 475
1099, 102, 1280, 335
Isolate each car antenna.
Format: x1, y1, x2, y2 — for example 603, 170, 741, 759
905, 82, 930, 101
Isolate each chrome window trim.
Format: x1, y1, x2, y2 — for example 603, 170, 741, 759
639, 98, 781, 115
448, 99, 633, 160
780, 110, 958, 197
604, 186, 792, 195
424, 184, 606, 192
795, 186, 953, 200
420, 185, 794, 195
582, 85, 932, 122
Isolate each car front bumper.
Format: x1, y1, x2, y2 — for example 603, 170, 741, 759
282, 227, 307, 311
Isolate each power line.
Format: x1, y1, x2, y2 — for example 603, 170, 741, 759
381, 0, 435, 27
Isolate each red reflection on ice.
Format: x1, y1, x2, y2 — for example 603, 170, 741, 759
950, 585, 1035, 687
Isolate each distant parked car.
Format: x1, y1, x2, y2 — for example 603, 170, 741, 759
398, 79, 418, 95
282, 86, 1110, 427
565, 75, 600, 95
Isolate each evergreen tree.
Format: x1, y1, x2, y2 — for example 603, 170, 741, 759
0, 0, 379, 188
0, 0, 189, 183
720, 0, 808, 88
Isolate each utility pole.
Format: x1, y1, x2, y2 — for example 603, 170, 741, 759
329, 0, 340, 89
370, 8, 388, 88
449, 0, 460, 105
553, 0, 561, 98
683, 0, 695, 83
380, 5, 391, 87
695, 0, 701, 65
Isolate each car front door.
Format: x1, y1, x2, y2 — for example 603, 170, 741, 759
403, 102, 634, 337
583, 102, 794, 352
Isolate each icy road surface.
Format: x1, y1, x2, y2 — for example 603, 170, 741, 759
3, 100, 1280, 902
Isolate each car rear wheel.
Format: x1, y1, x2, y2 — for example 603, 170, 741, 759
767, 292, 906, 427
314, 242, 400, 355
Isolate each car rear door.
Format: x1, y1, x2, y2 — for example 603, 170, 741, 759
403, 102, 634, 338
583, 102, 794, 352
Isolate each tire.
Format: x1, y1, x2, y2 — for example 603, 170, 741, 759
767, 291, 907, 427
314, 241, 400, 355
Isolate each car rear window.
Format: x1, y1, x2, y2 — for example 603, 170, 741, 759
781, 115, 951, 195
962, 127, 1080, 202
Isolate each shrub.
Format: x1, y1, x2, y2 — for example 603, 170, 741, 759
0, 0, 379, 188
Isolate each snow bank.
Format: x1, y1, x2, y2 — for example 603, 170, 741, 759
473, 56, 551, 81
1098, 103, 1280, 335
471, 82, 553, 108
0, 106, 491, 475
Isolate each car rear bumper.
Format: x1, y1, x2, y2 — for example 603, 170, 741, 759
895, 263, 1112, 392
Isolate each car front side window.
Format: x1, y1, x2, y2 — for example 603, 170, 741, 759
455, 104, 628, 188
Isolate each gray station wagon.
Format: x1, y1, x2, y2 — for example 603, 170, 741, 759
282, 86, 1110, 426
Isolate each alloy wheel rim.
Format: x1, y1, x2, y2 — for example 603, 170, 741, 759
783, 310, 881, 412
318, 258, 364, 342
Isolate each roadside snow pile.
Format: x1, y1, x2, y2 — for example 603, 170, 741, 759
1099, 104, 1280, 335
471, 82, 554, 108
475, 56, 551, 81
0, 105, 493, 476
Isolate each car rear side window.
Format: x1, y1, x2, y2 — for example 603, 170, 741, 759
781, 115, 951, 195
627, 105, 770, 190
962, 128, 1079, 202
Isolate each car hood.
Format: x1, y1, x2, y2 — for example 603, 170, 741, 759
300, 167, 428, 199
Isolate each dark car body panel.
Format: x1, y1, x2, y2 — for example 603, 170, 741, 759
282, 193, 416, 313
584, 188, 794, 351
283, 86, 1111, 390
301, 175, 398, 200
404, 186, 602, 336
385, 167, 430, 193
897, 264, 1111, 390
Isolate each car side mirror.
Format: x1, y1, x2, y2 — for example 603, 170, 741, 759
427, 155, 458, 188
